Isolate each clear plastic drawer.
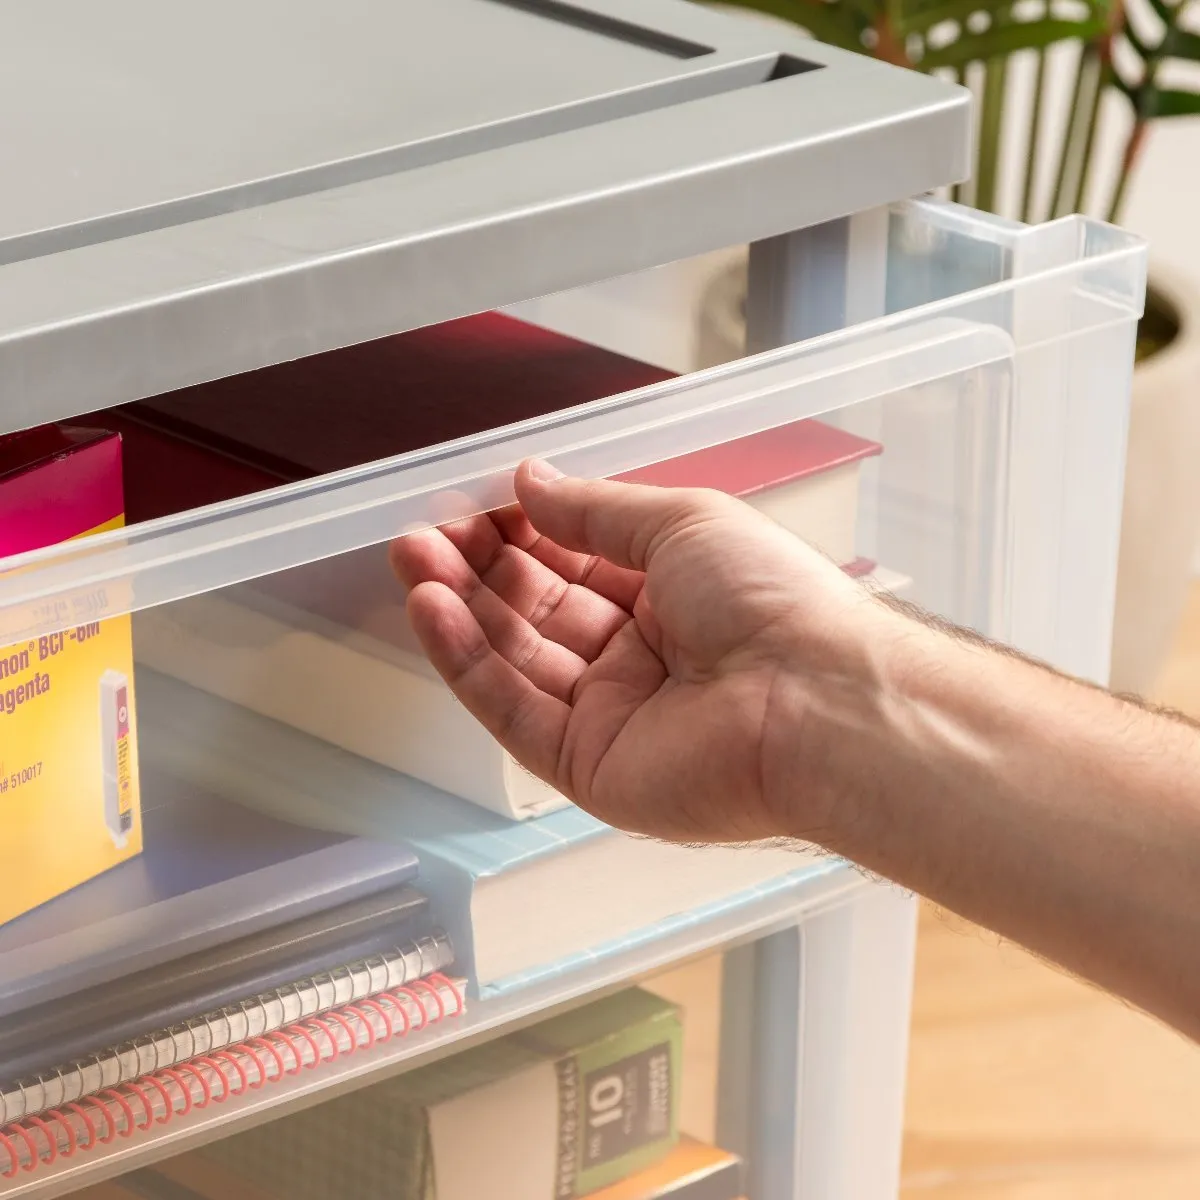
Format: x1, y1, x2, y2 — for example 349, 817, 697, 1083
0, 198, 1145, 1195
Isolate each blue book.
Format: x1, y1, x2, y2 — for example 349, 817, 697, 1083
141, 671, 839, 997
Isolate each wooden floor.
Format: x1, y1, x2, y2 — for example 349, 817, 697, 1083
901, 583, 1200, 1198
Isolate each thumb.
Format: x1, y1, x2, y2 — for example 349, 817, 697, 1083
514, 458, 718, 573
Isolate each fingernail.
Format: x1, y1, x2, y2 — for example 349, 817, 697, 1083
527, 458, 563, 482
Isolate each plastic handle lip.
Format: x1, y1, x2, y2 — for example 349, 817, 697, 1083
0, 317, 1010, 642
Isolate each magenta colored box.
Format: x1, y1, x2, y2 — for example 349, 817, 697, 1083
0, 426, 125, 558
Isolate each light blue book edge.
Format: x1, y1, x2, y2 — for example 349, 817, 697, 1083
479, 858, 846, 998
140, 669, 844, 996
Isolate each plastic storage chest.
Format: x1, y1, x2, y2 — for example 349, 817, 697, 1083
0, 1, 1146, 1197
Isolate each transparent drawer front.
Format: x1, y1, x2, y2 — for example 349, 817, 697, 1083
4, 894, 913, 1200
0, 199, 1144, 1194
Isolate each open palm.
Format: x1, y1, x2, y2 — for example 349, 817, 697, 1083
390, 460, 877, 843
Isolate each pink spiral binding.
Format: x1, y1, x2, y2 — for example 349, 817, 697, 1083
397, 985, 429, 1030
268, 1029, 306, 1076
411, 977, 445, 1021
248, 1039, 285, 1087
434, 974, 465, 1017
191, 1058, 231, 1104
306, 1016, 339, 1064
64, 1101, 97, 1150
174, 1062, 212, 1109
0, 1129, 22, 1179
212, 1052, 249, 1096
286, 1023, 324, 1069
122, 1082, 156, 1131
343, 1005, 377, 1050
157, 1070, 193, 1118
324, 1011, 358, 1056
141, 1075, 175, 1124
86, 1096, 117, 1145
384, 990, 412, 1037
24, 1117, 57, 1165
8, 1124, 37, 1173
98, 1090, 137, 1139
42, 1110, 76, 1158
356, 998, 394, 1042
0, 978, 464, 1178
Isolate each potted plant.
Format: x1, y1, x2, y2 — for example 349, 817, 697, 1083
699, 0, 1200, 694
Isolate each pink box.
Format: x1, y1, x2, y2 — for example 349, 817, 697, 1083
0, 425, 126, 555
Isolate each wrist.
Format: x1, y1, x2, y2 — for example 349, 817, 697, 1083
759, 597, 970, 854
757, 595, 906, 845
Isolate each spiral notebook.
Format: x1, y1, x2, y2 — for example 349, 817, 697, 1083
0, 883, 432, 1084
0, 931, 465, 1179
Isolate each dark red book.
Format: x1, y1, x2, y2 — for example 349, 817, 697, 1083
82, 312, 878, 566
93, 313, 671, 522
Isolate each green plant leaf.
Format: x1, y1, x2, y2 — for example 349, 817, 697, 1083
710, 0, 865, 51
1111, 0, 1200, 132
1136, 86, 1200, 117
1111, 73, 1140, 106
1140, 0, 1177, 28
1072, 59, 1109, 212
890, 0, 1018, 37
713, 0, 854, 48
1021, 47, 1049, 221
892, 0, 1112, 34
974, 53, 1009, 212
919, 17, 1107, 69
1120, 22, 1152, 61
844, 0, 886, 24
1161, 24, 1200, 61
1050, 43, 1100, 216
715, 0, 1195, 223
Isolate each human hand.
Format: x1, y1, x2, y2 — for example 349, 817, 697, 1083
394, 464, 1200, 1043
390, 459, 904, 845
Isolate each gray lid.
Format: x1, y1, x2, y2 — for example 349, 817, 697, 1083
0, 0, 969, 430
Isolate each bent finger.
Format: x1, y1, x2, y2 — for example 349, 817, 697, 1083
491, 504, 644, 612
393, 530, 589, 701
406, 581, 571, 791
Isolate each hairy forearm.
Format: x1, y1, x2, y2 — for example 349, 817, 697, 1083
782, 607, 1200, 1038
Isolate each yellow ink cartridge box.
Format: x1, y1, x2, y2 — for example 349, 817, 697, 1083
0, 425, 142, 926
